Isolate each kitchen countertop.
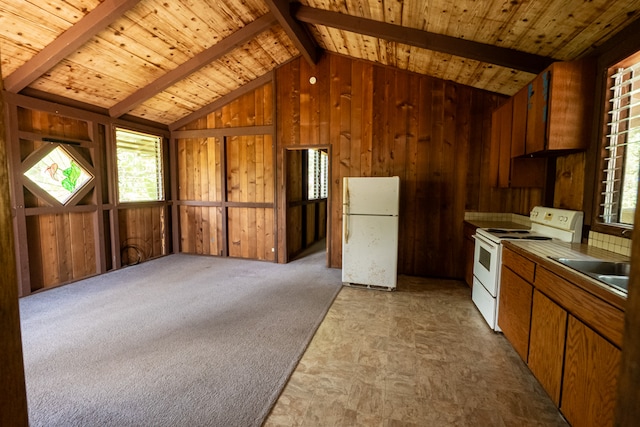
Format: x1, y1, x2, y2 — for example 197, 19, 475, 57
503, 239, 628, 310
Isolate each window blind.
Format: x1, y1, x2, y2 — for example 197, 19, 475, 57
601, 60, 640, 224
116, 128, 164, 202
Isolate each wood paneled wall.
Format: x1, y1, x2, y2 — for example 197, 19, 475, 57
118, 207, 167, 265
26, 212, 96, 290
276, 54, 542, 277
5, 93, 169, 296
175, 82, 275, 261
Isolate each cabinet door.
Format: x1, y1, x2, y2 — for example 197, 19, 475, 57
561, 315, 621, 427
511, 86, 528, 158
546, 60, 594, 151
526, 71, 549, 154
498, 98, 513, 188
528, 290, 567, 405
497, 266, 533, 361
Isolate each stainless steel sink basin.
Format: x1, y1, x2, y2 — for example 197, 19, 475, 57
550, 257, 630, 293
595, 274, 629, 291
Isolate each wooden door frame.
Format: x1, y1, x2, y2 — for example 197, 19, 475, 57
282, 145, 331, 266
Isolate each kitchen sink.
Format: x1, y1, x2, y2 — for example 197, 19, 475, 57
550, 257, 630, 293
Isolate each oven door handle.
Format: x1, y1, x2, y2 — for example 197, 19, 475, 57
474, 233, 498, 249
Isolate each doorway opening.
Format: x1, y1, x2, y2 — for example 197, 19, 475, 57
284, 147, 330, 264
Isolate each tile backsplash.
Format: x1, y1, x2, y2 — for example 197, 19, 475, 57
588, 231, 632, 256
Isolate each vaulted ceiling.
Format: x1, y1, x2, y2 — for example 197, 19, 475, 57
1, 0, 639, 128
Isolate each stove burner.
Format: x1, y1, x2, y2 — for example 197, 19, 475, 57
486, 228, 508, 233
486, 228, 530, 235
522, 236, 552, 241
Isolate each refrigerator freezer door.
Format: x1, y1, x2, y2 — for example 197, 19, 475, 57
342, 214, 399, 289
343, 176, 400, 216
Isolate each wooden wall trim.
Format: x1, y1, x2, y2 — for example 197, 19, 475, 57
615, 202, 640, 425
169, 137, 180, 255
0, 63, 29, 427
5, 101, 30, 295
172, 125, 273, 139
177, 200, 274, 209
4, 91, 169, 137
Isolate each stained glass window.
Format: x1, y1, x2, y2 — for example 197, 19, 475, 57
23, 146, 93, 205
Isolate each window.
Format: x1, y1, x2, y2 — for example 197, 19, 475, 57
23, 145, 93, 205
600, 51, 640, 226
307, 149, 328, 200
116, 128, 164, 202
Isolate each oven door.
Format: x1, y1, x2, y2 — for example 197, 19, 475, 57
473, 233, 500, 297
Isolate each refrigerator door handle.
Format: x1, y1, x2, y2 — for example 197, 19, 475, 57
344, 213, 349, 244
343, 179, 350, 243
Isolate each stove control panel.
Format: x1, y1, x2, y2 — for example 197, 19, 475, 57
530, 206, 584, 232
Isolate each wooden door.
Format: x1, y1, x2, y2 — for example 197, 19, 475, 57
561, 315, 621, 427
528, 290, 567, 405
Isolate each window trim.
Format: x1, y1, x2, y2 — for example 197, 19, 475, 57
592, 50, 640, 236
114, 127, 166, 204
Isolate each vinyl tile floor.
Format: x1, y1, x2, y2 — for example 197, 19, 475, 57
264, 276, 568, 427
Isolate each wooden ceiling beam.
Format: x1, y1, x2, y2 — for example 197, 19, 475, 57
169, 72, 273, 131
109, 13, 278, 119
293, 5, 554, 74
4, 0, 141, 93
264, 0, 319, 65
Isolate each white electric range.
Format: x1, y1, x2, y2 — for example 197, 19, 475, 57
472, 206, 584, 331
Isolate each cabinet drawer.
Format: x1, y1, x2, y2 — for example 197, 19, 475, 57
502, 247, 535, 282
535, 267, 624, 347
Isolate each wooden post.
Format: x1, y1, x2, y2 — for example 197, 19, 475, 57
0, 55, 30, 425
616, 198, 640, 425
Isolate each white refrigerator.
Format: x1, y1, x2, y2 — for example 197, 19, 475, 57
342, 176, 400, 290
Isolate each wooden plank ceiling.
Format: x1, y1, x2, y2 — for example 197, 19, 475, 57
0, 0, 639, 127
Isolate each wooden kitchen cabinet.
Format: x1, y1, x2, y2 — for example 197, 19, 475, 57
560, 315, 621, 427
498, 243, 624, 426
498, 266, 533, 361
510, 86, 528, 158
490, 98, 513, 188
525, 59, 595, 155
490, 98, 545, 188
528, 290, 567, 405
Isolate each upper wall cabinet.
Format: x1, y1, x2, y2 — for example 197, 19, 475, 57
490, 97, 546, 188
524, 60, 596, 155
